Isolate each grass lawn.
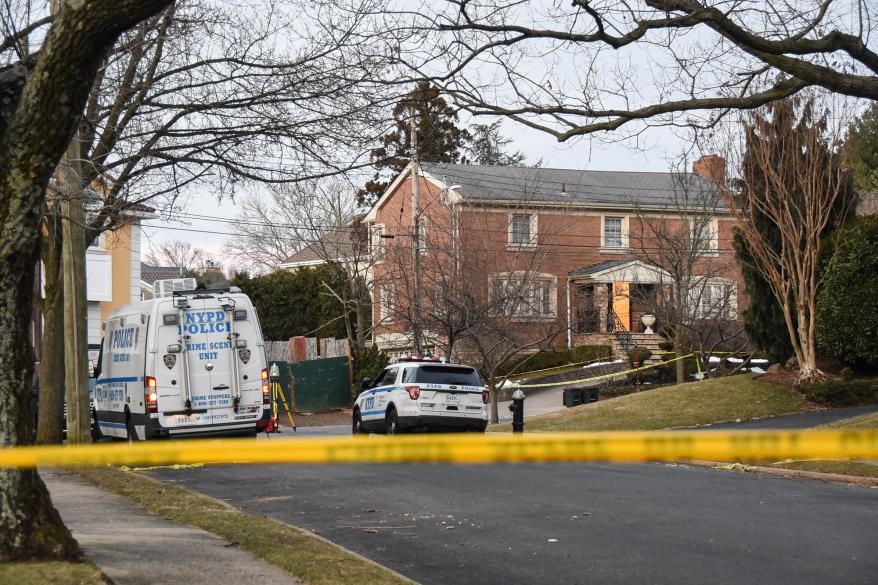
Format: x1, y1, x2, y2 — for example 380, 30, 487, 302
757, 411, 878, 479
767, 459, 878, 479
494, 374, 810, 432
75, 466, 411, 585
822, 411, 878, 429
0, 562, 106, 584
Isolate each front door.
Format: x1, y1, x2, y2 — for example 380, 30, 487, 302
612, 283, 631, 331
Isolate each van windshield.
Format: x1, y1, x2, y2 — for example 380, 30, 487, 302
414, 366, 482, 386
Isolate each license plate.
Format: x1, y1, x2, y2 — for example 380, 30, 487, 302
445, 393, 460, 404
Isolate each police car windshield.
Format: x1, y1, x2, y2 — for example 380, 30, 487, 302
414, 366, 481, 386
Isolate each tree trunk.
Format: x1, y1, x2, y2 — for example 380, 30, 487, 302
59, 140, 90, 444
796, 305, 822, 382
0, 0, 172, 561
36, 221, 65, 444
489, 379, 499, 424
0, 192, 80, 560
673, 324, 685, 384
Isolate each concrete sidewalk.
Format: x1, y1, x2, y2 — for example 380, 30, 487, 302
42, 468, 302, 585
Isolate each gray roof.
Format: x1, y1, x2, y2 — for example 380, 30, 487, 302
568, 260, 630, 277
140, 263, 184, 284
420, 163, 719, 208
281, 230, 366, 266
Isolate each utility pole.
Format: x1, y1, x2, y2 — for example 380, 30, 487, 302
409, 105, 423, 355
59, 134, 90, 444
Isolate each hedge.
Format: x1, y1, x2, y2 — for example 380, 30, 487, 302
496, 345, 612, 377
816, 216, 878, 369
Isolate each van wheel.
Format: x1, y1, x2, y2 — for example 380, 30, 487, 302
91, 408, 103, 442
385, 408, 400, 435
126, 414, 138, 442
352, 411, 365, 435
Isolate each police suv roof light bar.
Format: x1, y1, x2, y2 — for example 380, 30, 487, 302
398, 355, 442, 363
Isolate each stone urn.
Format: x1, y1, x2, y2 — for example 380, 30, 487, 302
641, 314, 656, 334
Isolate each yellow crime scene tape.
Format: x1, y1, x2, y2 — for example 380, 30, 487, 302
2, 430, 877, 468
490, 354, 614, 382
513, 353, 696, 389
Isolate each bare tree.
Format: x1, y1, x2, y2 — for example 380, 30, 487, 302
235, 181, 381, 353
144, 239, 208, 273
629, 165, 745, 382
724, 93, 854, 382
372, 0, 877, 142
0, 0, 171, 561
224, 192, 309, 274
377, 177, 572, 422
30, 0, 398, 444
290, 182, 378, 354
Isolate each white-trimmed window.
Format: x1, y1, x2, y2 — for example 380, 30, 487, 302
370, 224, 385, 257
602, 215, 628, 249
380, 284, 396, 321
686, 279, 737, 320
508, 213, 538, 247
417, 217, 427, 255
689, 217, 719, 254
491, 273, 557, 318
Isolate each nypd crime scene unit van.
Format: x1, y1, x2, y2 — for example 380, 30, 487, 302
93, 283, 271, 439
353, 356, 489, 434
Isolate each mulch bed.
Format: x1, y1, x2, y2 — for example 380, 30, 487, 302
277, 409, 352, 428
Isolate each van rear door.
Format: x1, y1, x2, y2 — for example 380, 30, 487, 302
155, 298, 233, 415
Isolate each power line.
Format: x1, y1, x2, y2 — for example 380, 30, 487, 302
154, 205, 738, 247
143, 222, 738, 255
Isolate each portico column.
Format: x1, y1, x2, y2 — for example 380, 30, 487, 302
595, 284, 608, 333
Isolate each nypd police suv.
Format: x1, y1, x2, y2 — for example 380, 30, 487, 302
352, 356, 489, 434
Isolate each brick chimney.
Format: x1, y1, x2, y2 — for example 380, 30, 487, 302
692, 154, 726, 186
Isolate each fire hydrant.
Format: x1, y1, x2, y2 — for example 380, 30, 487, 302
509, 389, 525, 433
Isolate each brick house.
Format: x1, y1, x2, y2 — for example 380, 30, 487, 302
363, 156, 743, 359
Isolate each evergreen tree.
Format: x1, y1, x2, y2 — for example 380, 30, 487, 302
467, 120, 528, 166
734, 98, 855, 364
358, 81, 471, 206
231, 266, 348, 340
849, 102, 878, 195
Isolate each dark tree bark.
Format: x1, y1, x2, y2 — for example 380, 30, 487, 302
0, 0, 172, 562
36, 211, 65, 445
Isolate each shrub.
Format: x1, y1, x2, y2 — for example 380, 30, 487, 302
627, 346, 652, 368
650, 352, 701, 384
351, 345, 389, 399
801, 378, 878, 407
840, 367, 855, 382
496, 345, 612, 377
816, 216, 878, 368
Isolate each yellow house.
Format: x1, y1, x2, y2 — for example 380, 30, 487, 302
85, 204, 156, 350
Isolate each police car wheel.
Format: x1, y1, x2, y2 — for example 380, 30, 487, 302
352, 411, 365, 435
385, 409, 400, 435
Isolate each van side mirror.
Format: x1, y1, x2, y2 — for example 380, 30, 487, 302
360, 377, 372, 390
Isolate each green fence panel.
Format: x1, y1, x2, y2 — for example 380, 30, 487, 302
270, 356, 351, 412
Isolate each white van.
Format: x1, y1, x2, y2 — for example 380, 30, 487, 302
93, 285, 271, 440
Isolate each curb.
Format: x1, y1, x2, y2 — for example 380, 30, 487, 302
683, 459, 878, 487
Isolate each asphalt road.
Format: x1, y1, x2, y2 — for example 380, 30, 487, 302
150, 459, 878, 585
701, 404, 878, 430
